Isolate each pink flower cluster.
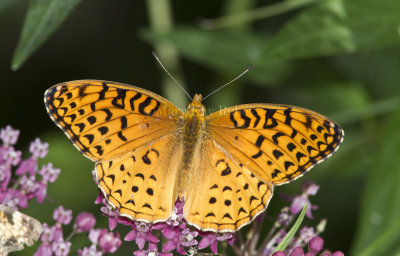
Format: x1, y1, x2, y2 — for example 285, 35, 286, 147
0, 126, 122, 255
96, 195, 234, 255
0, 125, 59, 209
272, 236, 345, 256
35, 206, 121, 255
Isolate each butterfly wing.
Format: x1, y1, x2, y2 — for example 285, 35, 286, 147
183, 139, 273, 232
45, 80, 184, 223
0, 205, 43, 255
183, 104, 342, 232
96, 132, 182, 223
206, 104, 344, 185
45, 80, 183, 162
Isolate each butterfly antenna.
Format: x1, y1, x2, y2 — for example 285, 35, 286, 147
203, 65, 254, 101
152, 52, 192, 100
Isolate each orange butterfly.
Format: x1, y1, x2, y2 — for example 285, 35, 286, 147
45, 80, 343, 232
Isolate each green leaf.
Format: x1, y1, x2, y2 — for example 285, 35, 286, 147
143, 0, 400, 84
350, 111, 400, 255
11, 0, 82, 70
273, 204, 308, 252
262, 0, 400, 62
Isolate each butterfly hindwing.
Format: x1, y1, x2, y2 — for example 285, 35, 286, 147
183, 139, 273, 232
207, 104, 344, 185
45, 80, 183, 162
96, 133, 182, 223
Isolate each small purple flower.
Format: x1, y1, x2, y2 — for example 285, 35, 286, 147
52, 238, 71, 256
39, 163, 61, 183
277, 207, 291, 226
74, 212, 96, 232
20, 175, 39, 196
289, 181, 319, 218
53, 206, 73, 225
0, 126, 19, 146
78, 245, 102, 256
3, 146, 21, 166
89, 228, 121, 253
35, 243, 52, 256
97, 229, 122, 253
162, 226, 187, 254
100, 198, 120, 230
125, 221, 159, 250
299, 227, 317, 244
167, 200, 184, 227
30, 138, 49, 159
134, 243, 173, 256
198, 232, 234, 254
16, 157, 37, 176
179, 228, 198, 247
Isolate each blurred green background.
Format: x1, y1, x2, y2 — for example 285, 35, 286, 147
1, 0, 400, 255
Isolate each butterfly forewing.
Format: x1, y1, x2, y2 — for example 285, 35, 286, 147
207, 104, 343, 185
45, 80, 183, 162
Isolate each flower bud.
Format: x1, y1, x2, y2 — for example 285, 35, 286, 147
74, 212, 96, 232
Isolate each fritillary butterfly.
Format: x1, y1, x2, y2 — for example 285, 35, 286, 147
44, 80, 343, 232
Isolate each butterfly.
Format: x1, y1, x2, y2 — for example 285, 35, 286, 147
44, 80, 343, 232
0, 205, 43, 255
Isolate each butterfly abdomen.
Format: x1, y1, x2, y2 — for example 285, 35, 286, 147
176, 104, 207, 196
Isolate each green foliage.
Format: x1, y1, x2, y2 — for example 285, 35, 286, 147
350, 112, 400, 255
11, 0, 81, 70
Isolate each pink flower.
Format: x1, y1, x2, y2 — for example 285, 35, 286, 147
39, 163, 61, 183
0, 126, 19, 146
98, 229, 122, 253
74, 212, 96, 232
100, 198, 119, 230
134, 243, 172, 256
198, 232, 234, 254
78, 245, 102, 256
29, 138, 49, 159
90, 228, 122, 253
16, 157, 37, 176
52, 238, 71, 256
125, 221, 159, 250
283, 181, 319, 219
53, 206, 73, 225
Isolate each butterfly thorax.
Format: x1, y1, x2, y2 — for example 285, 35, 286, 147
176, 94, 207, 195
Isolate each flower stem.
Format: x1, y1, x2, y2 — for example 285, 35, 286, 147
146, 0, 187, 109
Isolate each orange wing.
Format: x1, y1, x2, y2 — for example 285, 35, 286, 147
44, 80, 183, 162
183, 138, 273, 232
206, 104, 343, 185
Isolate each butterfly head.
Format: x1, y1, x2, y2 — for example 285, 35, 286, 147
185, 94, 206, 117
